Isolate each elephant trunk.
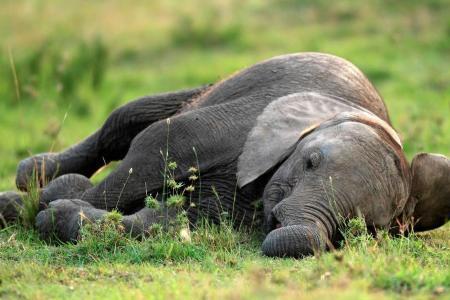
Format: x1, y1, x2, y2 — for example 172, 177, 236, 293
261, 223, 327, 257
261, 189, 347, 257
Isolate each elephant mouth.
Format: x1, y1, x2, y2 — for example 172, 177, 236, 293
266, 211, 283, 232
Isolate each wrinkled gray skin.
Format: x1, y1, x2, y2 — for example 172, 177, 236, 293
1, 53, 449, 257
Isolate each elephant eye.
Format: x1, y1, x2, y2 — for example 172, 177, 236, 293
305, 151, 321, 170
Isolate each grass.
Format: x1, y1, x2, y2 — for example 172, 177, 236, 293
1, 217, 448, 299
0, 0, 449, 299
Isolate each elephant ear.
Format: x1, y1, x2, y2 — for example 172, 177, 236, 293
410, 153, 450, 231
237, 92, 365, 187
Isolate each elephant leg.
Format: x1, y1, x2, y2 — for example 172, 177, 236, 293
75, 111, 201, 212
35, 199, 178, 242
0, 173, 94, 227
35, 193, 251, 242
76, 125, 185, 213
0, 191, 24, 227
15, 85, 210, 191
62, 96, 258, 213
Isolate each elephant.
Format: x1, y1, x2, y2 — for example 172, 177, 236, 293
0, 52, 449, 257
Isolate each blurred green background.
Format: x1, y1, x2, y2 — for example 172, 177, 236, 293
1, 1, 449, 299
0, 0, 449, 189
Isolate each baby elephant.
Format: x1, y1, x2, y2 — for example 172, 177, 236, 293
0, 52, 449, 257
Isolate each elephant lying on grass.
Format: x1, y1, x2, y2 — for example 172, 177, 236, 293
1, 52, 449, 257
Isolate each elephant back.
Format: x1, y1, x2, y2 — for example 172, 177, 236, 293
192, 53, 390, 123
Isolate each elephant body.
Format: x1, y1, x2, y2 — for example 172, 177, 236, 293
1, 53, 449, 257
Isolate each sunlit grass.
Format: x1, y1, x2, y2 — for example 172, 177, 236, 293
0, 219, 448, 299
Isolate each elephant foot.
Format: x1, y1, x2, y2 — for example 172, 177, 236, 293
0, 191, 24, 227
122, 207, 175, 237
0, 174, 92, 230
16, 153, 60, 191
40, 174, 93, 207
36, 199, 106, 242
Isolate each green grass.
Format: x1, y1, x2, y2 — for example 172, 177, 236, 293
1, 218, 448, 299
0, 0, 449, 299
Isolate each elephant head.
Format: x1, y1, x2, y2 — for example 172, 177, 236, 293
238, 92, 450, 257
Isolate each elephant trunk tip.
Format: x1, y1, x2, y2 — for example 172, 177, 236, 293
261, 224, 327, 258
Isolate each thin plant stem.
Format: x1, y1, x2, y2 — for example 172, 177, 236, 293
162, 118, 171, 228
193, 146, 201, 203
50, 106, 71, 152
8, 45, 20, 103
116, 168, 132, 209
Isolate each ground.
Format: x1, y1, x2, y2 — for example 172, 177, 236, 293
0, 1, 449, 299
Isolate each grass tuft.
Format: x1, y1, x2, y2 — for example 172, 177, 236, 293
18, 172, 42, 228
